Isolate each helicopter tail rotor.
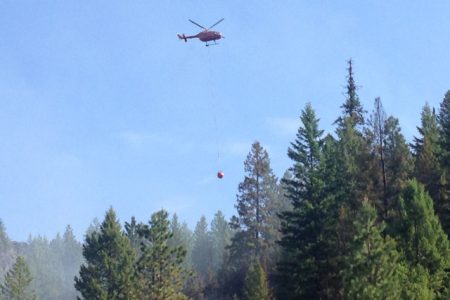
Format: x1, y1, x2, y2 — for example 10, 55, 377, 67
177, 33, 187, 42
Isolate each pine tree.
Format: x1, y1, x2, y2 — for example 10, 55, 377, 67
1, 256, 36, 300
74, 208, 137, 300
383, 116, 413, 206
60, 225, 83, 299
26, 235, 63, 299
136, 210, 188, 300
412, 104, 442, 199
191, 216, 213, 281
394, 180, 450, 296
335, 59, 365, 128
210, 211, 232, 274
230, 141, 278, 261
242, 261, 271, 300
223, 141, 278, 299
342, 202, 405, 299
365, 98, 413, 227
0, 220, 15, 281
169, 214, 193, 269
125, 216, 142, 254
438, 91, 450, 172
438, 91, 450, 235
277, 103, 338, 299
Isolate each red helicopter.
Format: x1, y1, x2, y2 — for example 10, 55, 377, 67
177, 18, 224, 47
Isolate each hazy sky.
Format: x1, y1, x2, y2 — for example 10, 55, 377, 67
1, 1, 449, 241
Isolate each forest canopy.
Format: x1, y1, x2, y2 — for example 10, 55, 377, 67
1, 61, 450, 299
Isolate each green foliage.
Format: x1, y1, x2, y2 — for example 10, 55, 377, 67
169, 214, 193, 269
277, 103, 339, 299
335, 59, 365, 128
210, 211, 232, 273
394, 180, 450, 296
75, 208, 137, 300
1, 256, 36, 300
0, 220, 15, 282
135, 210, 188, 300
438, 91, 450, 167
366, 99, 413, 218
191, 216, 213, 281
438, 91, 450, 235
342, 203, 405, 300
224, 141, 280, 298
242, 261, 270, 300
411, 103, 450, 238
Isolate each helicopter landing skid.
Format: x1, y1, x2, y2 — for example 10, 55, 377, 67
206, 41, 219, 47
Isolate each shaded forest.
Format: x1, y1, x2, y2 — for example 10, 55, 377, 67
1, 60, 450, 299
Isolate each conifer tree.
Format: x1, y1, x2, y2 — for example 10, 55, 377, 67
394, 180, 450, 296
242, 261, 271, 300
412, 104, 442, 199
136, 210, 188, 300
438, 91, 450, 172
26, 235, 63, 299
342, 202, 405, 299
75, 208, 137, 300
229, 141, 278, 260
223, 141, 278, 298
125, 216, 142, 254
277, 103, 337, 299
382, 116, 413, 204
1, 256, 36, 300
335, 59, 365, 128
210, 211, 232, 273
191, 216, 213, 282
169, 214, 193, 268
366, 98, 412, 225
0, 220, 15, 281
60, 225, 83, 299
438, 91, 450, 235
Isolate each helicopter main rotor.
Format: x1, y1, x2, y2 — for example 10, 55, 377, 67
188, 18, 224, 31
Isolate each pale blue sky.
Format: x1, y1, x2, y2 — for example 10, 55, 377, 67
1, 1, 449, 241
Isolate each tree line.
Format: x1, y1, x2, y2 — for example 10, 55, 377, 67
1, 60, 450, 299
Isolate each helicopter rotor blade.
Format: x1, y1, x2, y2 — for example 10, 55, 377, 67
208, 18, 224, 30
188, 19, 206, 30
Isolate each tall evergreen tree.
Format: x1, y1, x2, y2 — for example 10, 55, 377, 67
230, 141, 278, 261
125, 216, 142, 254
60, 225, 83, 299
365, 98, 413, 225
169, 214, 193, 269
412, 104, 442, 199
136, 210, 188, 300
0, 220, 15, 281
412, 104, 449, 236
1, 256, 36, 300
223, 141, 278, 299
335, 59, 365, 128
191, 216, 213, 282
242, 261, 271, 300
25, 235, 64, 299
75, 208, 137, 300
438, 91, 450, 235
394, 180, 450, 296
277, 103, 338, 299
210, 211, 232, 274
438, 91, 450, 172
342, 202, 405, 299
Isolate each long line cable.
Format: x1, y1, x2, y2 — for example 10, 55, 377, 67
205, 48, 222, 172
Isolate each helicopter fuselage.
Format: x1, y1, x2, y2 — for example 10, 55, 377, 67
196, 30, 222, 42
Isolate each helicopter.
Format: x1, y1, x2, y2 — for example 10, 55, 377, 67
177, 18, 224, 47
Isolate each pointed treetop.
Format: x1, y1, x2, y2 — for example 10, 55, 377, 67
337, 59, 365, 127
